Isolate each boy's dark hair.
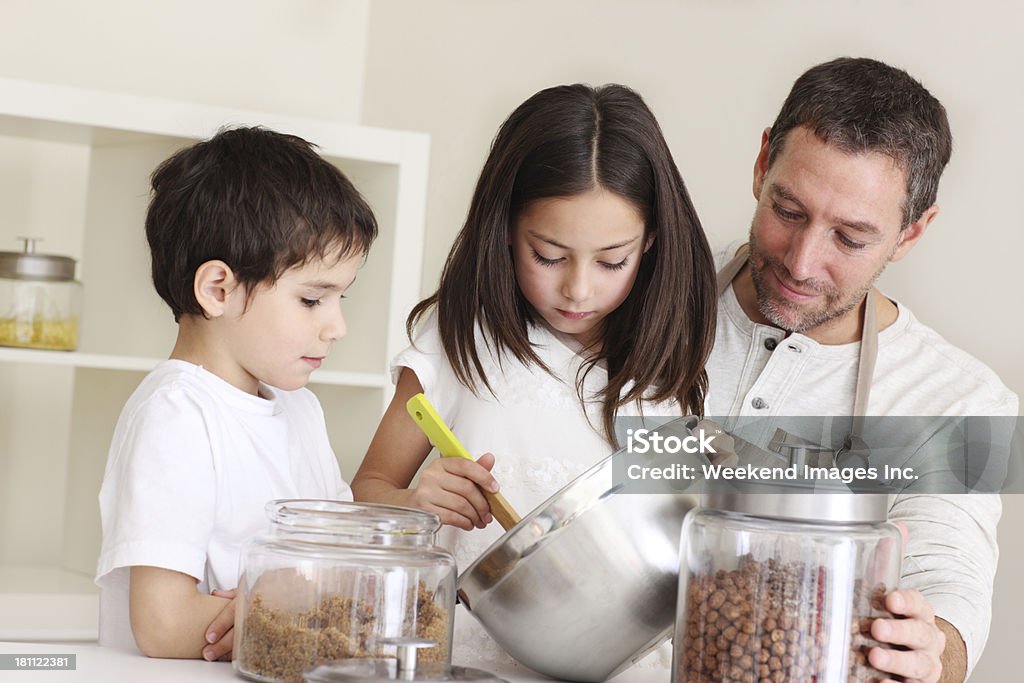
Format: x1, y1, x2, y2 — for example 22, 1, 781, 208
767, 57, 952, 227
146, 126, 378, 321
410, 83, 717, 442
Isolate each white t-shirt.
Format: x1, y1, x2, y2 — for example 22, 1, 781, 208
393, 313, 679, 668
705, 244, 1019, 674
96, 359, 351, 651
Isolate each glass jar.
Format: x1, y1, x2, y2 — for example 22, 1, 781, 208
673, 487, 902, 683
0, 237, 82, 351
235, 500, 457, 683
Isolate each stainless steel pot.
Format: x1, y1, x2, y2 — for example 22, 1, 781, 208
456, 417, 701, 682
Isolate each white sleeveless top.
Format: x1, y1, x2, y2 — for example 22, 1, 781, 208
392, 313, 679, 669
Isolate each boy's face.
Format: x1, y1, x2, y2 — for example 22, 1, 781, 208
219, 248, 362, 394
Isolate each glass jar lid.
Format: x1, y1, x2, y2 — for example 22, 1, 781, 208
305, 661, 507, 683
269, 499, 442, 538
0, 237, 77, 282
304, 638, 507, 683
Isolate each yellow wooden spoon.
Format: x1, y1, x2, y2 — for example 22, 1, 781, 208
406, 392, 522, 530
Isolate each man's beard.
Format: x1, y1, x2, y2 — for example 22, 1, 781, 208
747, 232, 887, 334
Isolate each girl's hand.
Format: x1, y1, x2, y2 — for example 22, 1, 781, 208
411, 452, 499, 530
352, 368, 501, 530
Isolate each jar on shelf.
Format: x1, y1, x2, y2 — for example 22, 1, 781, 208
235, 500, 457, 683
0, 237, 82, 351
673, 486, 902, 683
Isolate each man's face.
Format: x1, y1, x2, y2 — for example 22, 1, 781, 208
747, 126, 931, 337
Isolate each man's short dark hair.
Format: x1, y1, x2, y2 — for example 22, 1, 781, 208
145, 126, 378, 321
767, 57, 952, 228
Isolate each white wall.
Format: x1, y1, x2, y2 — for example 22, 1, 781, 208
361, 0, 1024, 400
0, 0, 371, 121
359, 1, 1023, 679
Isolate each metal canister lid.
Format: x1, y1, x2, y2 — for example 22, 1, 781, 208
304, 639, 507, 683
705, 481, 891, 523
0, 237, 77, 282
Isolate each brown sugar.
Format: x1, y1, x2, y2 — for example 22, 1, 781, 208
237, 582, 450, 683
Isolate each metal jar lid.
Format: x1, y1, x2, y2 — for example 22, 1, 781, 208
0, 237, 77, 282
705, 480, 891, 523
304, 639, 507, 683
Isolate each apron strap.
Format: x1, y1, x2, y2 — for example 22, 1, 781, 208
851, 288, 878, 434
716, 243, 749, 298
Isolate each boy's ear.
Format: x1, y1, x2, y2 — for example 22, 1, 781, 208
194, 260, 238, 318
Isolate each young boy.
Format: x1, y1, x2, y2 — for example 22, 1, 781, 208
95, 126, 377, 660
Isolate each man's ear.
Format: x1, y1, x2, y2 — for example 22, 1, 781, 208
890, 204, 939, 263
194, 260, 238, 318
752, 127, 772, 200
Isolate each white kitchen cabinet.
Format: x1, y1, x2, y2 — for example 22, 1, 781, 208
0, 77, 428, 639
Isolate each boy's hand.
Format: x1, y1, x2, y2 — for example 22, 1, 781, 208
202, 589, 237, 661
412, 452, 498, 530
130, 566, 239, 659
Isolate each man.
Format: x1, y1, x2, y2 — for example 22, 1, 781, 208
706, 57, 1018, 683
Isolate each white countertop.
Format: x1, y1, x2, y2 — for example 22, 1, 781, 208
0, 641, 670, 683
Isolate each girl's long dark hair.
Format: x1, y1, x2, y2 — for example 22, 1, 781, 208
409, 83, 717, 444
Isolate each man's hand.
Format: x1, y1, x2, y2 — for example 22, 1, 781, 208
202, 588, 237, 661
868, 588, 947, 683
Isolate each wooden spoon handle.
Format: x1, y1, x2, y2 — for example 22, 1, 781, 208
481, 490, 521, 530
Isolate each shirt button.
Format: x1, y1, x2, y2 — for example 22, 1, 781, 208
764, 338, 778, 351
751, 397, 768, 410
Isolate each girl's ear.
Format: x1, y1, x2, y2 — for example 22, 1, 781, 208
643, 234, 656, 254
194, 260, 238, 318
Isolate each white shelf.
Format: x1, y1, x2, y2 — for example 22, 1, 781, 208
0, 77, 428, 376
0, 567, 98, 641
0, 347, 389, 388
0, 76, 423, 166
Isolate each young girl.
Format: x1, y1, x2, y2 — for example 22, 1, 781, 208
352, 83, 716, 666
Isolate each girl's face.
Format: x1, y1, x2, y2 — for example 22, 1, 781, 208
512, 188, 649, 349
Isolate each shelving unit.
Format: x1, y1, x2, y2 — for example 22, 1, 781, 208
0, 348, 391, 388
0, 77, 429, 640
